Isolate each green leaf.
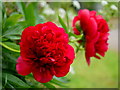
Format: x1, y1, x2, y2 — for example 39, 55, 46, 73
2, 50, 17, 63
0, 42, 20, 52
50, 79, 67, 87
7, 83, 15, 88
53, 76, 70, 83
16, 2, 45, 25
3, 22, 26, 37
66, 11, 69, 30
2, 48, 19, 70
5, 35, 20, 40
4, 73, 8, 87
2, 73, 30, 88
69, 42, 77, 53
5, 14, 23, 28
68, 32, 80, 38
42, 82, 56, 89
2, 69, 17, 76
3, 42, 19, 50
25, 3, 36, 26
36, 15, 46, 24
16, 2, 26, 15
2, 3, 7, 31
2, 38, 8, 41
58, 15, 68, 33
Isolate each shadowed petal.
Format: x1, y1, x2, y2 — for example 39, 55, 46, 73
33, 67, 53, 83
16, 56, 32, 76
72, 16, 79, 27
54, 63, 70, 77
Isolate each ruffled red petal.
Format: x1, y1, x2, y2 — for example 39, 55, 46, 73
54, 63, 70, 77
16, 56, 32, 76
33, 67, 53, 83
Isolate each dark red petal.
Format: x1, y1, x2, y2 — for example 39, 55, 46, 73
96, 42, 108, 56
73, 27, 80, 35
72, 16, 79, 27
85, 42, 95, 58
94, 54, 101, 59
35, 23, 44, 32
20, 26, 40, 60
85, 32, 100, 43
21, 26, 37, 43
90, 10, 96, 17
44, 22, 59, 31
78, 9, 82, 17
96, 15, 103, 20
57, 27, 69, 43
99, 33, 109, 41
54, 64, 70, 77
16, 56, 32, 76
86, 17, 97, 37
20, 47, 36, 61
97, 19, 109, 33
66, 44, 75, 61
79, 9, 90, 23
32, 67, 53, 83
98, 51, 105, 57
85, 56, 91, 66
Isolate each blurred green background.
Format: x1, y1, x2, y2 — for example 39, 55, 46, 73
2, 1, 118, 88
66, 50, 118, 88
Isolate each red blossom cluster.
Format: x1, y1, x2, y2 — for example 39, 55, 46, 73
16, 9, 109, 83
73, 9, 109, 65
16, 22, 75, 83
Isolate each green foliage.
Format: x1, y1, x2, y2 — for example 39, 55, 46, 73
2, 73, 30, 88
66, 11, 69, 30
58, 15, 68, 33
5, 14, 23, 28
1, 2, 72, 89
0, 42, 20, 52
98, 2, 118, 22
41, 82, 56, 89
16, 2, 45, 26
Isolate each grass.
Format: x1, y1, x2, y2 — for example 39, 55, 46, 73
65, 49, 118, 88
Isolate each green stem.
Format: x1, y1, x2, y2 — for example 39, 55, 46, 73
70, 34, 83, 43
70, 38, 81, 42
0, 42, 20, 52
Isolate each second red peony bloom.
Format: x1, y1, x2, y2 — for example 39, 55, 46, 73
72, 9, 109, 65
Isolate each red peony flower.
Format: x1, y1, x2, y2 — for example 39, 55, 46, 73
16, 22, 75, 83
72, 9, 109, 65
